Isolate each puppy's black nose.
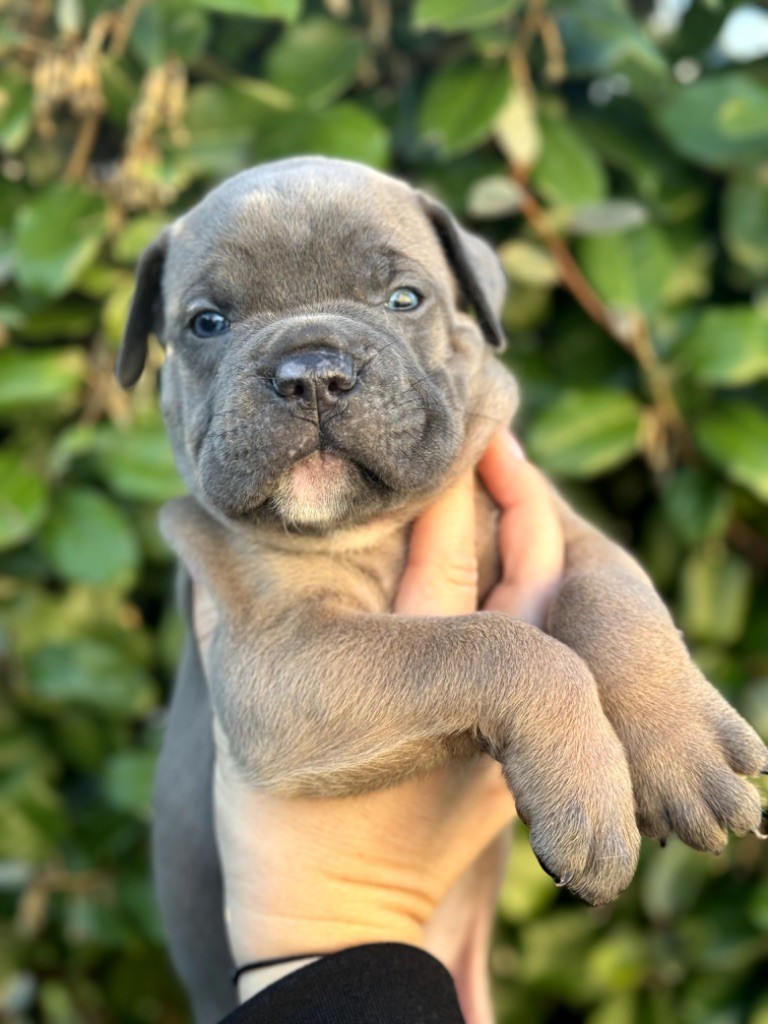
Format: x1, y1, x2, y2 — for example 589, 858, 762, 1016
272, 350, 358, 414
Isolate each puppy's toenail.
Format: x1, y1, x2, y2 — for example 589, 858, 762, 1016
751, 828, 767, 840
659, 837, 667, 848
555, 874, 573, 888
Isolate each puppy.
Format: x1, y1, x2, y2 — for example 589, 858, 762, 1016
117, 157, 767, 1023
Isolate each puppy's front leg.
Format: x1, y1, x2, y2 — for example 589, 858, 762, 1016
548, 494, 767, 851
161, 494, 640, 904
216, 600, 640, 905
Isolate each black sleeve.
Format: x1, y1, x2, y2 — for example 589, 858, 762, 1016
219, 943, 467, 1024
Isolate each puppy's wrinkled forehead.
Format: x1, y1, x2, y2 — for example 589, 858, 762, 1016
164, 160, 448, 314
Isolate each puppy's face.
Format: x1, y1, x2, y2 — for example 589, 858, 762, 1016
119, 158, 517, 532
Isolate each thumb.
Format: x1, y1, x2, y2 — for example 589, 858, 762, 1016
395, 470, 478, 617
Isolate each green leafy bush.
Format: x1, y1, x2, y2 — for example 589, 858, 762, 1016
1, 1, 767, 1021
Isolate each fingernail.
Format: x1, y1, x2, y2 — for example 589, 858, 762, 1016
503, 432, 526, 460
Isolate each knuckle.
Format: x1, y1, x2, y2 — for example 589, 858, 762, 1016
440, 554, 479, 594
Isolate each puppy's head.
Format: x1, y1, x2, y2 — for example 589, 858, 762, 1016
118, 157, 517, 532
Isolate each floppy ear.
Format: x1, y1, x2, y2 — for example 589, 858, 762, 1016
418, 193, 507, 351
116, 232, 169, 388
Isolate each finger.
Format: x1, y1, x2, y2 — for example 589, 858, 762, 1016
478, 432, 565, 625
395, 469, 478, 617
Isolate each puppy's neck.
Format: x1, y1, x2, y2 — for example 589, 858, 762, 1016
254, 512, 409, 558
223, 477, 500, 614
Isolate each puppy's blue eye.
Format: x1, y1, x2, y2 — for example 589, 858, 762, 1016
386, 288, 421, 311
190, 310, 230, 338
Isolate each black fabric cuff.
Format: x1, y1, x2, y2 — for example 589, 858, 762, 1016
219, 943, 466, 1024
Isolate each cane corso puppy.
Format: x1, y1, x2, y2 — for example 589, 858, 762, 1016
117, 157, 767, 1023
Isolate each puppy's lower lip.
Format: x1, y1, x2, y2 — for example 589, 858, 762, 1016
283, 450, 349, 498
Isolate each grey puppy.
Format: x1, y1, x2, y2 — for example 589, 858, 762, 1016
118, 157, 767, 1024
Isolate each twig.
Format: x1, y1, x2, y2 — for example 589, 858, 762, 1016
64, 109, 100, 180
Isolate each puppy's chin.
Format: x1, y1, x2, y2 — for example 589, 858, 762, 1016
267, 451, 356, 528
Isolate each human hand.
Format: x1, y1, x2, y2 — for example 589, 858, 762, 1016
192, 431, 565, 1003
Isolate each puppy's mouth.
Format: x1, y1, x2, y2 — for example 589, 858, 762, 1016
266, 449, 388, 528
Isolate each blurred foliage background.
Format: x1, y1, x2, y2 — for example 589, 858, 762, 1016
1, 0, 768, 1021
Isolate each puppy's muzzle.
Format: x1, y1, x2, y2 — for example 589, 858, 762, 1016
272, 349, 358, 416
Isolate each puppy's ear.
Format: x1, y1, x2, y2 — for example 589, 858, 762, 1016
116, 232, 169, 388
418, 193, 507, 351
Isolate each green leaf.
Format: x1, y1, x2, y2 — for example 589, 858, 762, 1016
94, 423, 185, 503
494, 86, 541, 171
742, 679, 768, 755
502, 281, 552, 331
676, 307, 768, 386
532, 116, 607, 206
575, 109, 706, 222
131, 0, 210, 66
517, 908, 601, 998
718, 78, 768, 138
54, 710, 118, 772
578, 224, 672, 314
640, 835, 708, 921
14, 184, 107, 298
188, 0, 300, 19
40, 487, 140, 588
587, 995, 638, 1024
654, 73, 768, 171
0, 451, 48, 552
26, 640, 158, 717
102, 750, 156, 817
0, 771, 64, 862
662, 229, 712, 307
111, 215, 170, 265
14, 299, 98, 341
101, 279, 136, 346
498, 822, 558, 923
0, 347, 87, 417
412, 0, 520, 32
722, 174, 768, 276
0, 69, 33, 153
420, 62, 509, 158
183, 84, 278, 178
568, 199, 648, 236
661, 468, 732, 547
555, 1, 668, 86
695, 404, 768, 502
526, 389, 642, 477
255, 102, 388, 168
265, 18, 362, 108
465, 175, 523, 219
498, 240, 559, 286
584, 929, 646, 996
680, 543, 752, 645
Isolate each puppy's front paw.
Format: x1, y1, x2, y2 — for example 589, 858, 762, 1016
500, 696, 641, 905
628, 673, 767, 852
549, 569, 767, 855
